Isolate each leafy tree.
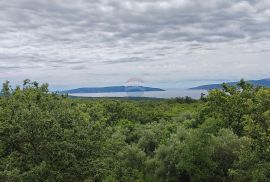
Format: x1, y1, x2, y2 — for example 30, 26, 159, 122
0, 80, 107, 181
1, 79, 270, 182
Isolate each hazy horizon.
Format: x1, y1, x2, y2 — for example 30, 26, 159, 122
2, 78, 269, 92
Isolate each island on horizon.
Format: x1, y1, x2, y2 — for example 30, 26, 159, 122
59, 86, 165, 94
190, 78, 270, 90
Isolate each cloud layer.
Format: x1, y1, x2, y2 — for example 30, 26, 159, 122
0, 0, 270, 88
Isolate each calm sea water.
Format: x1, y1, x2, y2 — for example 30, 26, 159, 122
70, 89, 207, 99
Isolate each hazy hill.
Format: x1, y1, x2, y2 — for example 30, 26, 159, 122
60, 86, 165, 94
190, 78, 270, 90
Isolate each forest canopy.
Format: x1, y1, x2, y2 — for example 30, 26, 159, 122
0, 79, 270, 182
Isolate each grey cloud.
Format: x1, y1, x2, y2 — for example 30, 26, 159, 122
103, 57, 154, 64
87, 73, 120, 76
71, 65, 86, 70
0, 66, 21, 71
2, 0, 268, 45
0, 0, 269, 86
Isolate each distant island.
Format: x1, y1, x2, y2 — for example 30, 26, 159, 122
60, 86, 165, 94
190, 78, 270, 90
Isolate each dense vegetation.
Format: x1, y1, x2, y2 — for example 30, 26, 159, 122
0, 79, 270, 182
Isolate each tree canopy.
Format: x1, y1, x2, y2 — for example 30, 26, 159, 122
0, 79, 270, 181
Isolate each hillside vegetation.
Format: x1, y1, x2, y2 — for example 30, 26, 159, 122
0, 79, 270, 182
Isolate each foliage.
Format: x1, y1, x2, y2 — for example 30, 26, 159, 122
0, 79, 270, 181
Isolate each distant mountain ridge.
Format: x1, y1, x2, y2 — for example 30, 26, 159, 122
190, 78, 270, 90
60, 86, 165, 94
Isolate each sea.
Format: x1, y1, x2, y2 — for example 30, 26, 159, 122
69, 89, 207, 99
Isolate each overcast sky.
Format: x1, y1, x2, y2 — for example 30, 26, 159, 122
0, 0, 270, 89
